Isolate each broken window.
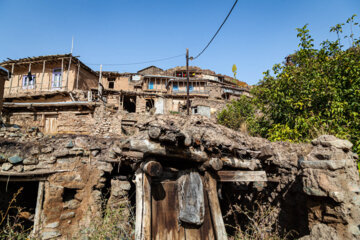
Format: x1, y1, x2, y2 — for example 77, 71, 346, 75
123, 96, 136, 113
108, 78, 115, 89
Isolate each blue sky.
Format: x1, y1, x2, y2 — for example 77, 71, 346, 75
0, 0, 359, 85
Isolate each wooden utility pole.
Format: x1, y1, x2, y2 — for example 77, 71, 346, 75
186, 48, 190, 115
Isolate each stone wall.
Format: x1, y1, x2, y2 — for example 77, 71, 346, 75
0, 114, 359, 239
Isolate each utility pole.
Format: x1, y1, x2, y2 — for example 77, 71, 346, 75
186, 48, 190, 115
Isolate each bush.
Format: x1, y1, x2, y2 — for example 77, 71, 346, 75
217, 96, 257, 134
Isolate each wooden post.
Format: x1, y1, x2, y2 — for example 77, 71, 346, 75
135, 172, 143, 240
186, 48, 190, 115
76, 62, 80, 90
205, 172, 228, 240
16, 74, 20, 93
32, 181, 44, 235
141, 160, 163, 177
97, 64, 103, 100
8, 63, 14, 95
40, 60, 46, 92
66, 55, 72, 91
28, 63, 31, 92
61, 58, 64, 90
135, 172, 151, 240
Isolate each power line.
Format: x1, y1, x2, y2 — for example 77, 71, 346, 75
192, 0, 238, 60
86, 53, 184, 66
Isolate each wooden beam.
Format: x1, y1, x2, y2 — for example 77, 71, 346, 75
40, 60, 46, 92
8, 63, 14, 94
0, 177, 47, 182
32, 181, 44, 235
0, 170, 69, 177
61, 58, 64, 90
215, 171, 267, 182
143, 173, 151, 240
205, 172, 228, 240
135, 172, 151, 240
76, 62, 80, 89
66, 55, 72, 91
141, 160, 163, 177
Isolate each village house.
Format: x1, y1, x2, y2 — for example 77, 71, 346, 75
99, 65, 250, 116
0, 54, 100, 134
0, 54, 250, 135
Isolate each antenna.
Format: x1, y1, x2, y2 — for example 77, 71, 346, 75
71, 36, 74, 54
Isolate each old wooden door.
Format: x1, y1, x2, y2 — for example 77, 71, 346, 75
151, 179, 215, 240
136, 170, 221, 240
44, 115, 58, 134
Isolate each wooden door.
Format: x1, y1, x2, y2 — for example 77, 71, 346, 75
44, 115, 58, 134
151, 177, 215, 239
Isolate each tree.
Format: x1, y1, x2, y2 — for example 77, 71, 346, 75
232, 64, 237, 79
218, 15, 360, 160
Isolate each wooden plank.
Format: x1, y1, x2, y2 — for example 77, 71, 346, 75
40, 60, 46, 91
8, 63, 14, 94
135, 172, 143, 240
205, 172, 228, 240
151, 181, 185, 240
33, 181, 44, 235
66, 56, 72, 90
215, 171, 267, 182
0, 177, 47, 182
76, 62, 80, 89
61, 58, 64, 90
143, 174, 151, 240
0, 170, 68, 177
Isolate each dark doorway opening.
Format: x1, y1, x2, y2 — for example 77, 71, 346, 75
145, 99, 154, 112
0, 181, 39, 233
123, 96, 136, 113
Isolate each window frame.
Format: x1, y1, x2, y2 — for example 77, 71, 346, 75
52, 68, 62, 90
22, 74, 36, 89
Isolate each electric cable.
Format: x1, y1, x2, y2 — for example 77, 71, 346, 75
192, 0, 238, 60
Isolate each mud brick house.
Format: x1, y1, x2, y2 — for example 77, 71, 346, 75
0, 67, 9, 113
1, 54, 250, 135
0, 54, 99, 134
99, 65, 250, 117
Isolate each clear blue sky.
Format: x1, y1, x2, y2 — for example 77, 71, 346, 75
0, 0, 359, 85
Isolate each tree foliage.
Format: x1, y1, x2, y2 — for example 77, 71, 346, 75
219, 15, 360, 158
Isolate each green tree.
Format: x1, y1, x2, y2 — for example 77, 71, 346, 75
232, 64, 238, 79
218, 15, 360, 160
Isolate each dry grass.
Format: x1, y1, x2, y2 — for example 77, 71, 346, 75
226, 202, 296, 240
0, 187, 33, 240
78, 195, 135, 239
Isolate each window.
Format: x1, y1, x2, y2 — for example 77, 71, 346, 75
52, 69, 62, 89
173, 83, 179, 92
108, 78, 115, 89
22, 74, 35, 89
148, 80, 154, 90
